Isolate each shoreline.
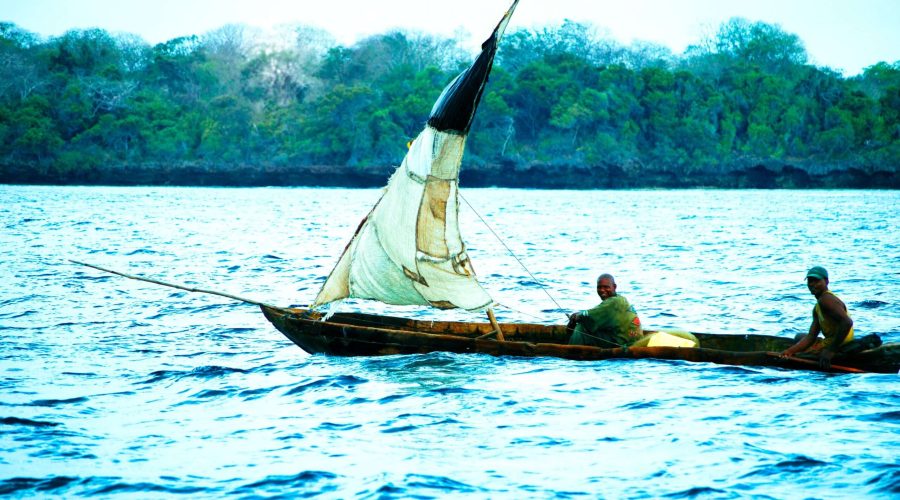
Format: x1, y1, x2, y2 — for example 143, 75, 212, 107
2, 164, 897, 189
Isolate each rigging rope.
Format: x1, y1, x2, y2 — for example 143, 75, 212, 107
458, 193, 567, 319
492, 303, 546, 322
574, 330, 627, 349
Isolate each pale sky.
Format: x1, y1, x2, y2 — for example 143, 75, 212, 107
2, 0, 899, 76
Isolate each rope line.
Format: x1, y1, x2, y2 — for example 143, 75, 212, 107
574, 330, 627, 349
492, 303, 546, 322
459, 193, 567, 319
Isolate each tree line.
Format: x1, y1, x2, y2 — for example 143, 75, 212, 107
1, 18, 898, 188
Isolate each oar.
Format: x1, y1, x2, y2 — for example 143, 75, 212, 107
765, 352, 867, 373
69, 260, 271, 307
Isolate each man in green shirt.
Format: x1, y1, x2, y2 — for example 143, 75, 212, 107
568, 273, 643, 348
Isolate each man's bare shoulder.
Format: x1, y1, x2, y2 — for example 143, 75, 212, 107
818, 291, 848, 315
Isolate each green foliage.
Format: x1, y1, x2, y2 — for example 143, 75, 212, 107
5, 95, 62, 163
48, 29, 123, 76
53, 148, 102, 178
714, 18, 807, 74
0, 18, 897, 185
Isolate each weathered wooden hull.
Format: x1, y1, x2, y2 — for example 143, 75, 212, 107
261, 306, 900, 374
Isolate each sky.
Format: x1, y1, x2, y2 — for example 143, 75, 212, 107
2, 0, 899, 76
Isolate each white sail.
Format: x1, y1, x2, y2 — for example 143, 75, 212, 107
312, 1, 519, 312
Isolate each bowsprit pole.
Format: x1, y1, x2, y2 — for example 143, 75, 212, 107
69, 260, 271, 307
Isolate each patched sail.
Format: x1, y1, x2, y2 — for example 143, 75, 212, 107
313, 1, 519, 311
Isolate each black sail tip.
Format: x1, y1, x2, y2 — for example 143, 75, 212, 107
427, 0, 519, 134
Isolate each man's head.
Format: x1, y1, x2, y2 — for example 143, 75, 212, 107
596, 273, 617, 301
806, 266, 829, 296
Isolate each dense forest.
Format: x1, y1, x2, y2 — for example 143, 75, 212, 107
1, 18, 898, 188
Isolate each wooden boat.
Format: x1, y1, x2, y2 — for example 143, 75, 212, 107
261, 306, 900, 374
253, 2, 897, 376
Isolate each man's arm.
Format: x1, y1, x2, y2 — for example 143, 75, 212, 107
578, 299, 622, 332
781, 313, 820, 358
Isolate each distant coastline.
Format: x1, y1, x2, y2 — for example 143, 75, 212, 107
2, 162, 896, 189
2, 19, 898, 190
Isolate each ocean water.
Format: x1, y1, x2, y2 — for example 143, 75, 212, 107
1, 185, 898, 498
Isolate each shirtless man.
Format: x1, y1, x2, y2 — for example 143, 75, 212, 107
781, 266, 854, 369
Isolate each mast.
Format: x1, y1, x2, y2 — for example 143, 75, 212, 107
312, 1, 520, 314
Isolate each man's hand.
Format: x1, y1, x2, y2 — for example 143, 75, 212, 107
566, 312, 579, 330
818, 349, 834, 370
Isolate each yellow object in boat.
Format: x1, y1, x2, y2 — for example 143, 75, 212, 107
647, 331, 697, 348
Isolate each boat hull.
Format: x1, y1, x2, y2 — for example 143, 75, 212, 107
261, 306, 899, 374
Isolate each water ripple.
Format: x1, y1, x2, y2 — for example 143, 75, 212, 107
28, 397, 88, 407
88, 480, 213, 495
232, 471, 340, 495
141, 365, 249, 384
0, 416, 60, 428
664, 486, 733, 498
856, 300, 890, 309
284, 375, 368, 396
866, 467, 900, 494
0, 476, 81, 495
404, 474, 482, 494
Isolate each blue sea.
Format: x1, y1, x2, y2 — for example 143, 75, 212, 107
1, 185, 898, 498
